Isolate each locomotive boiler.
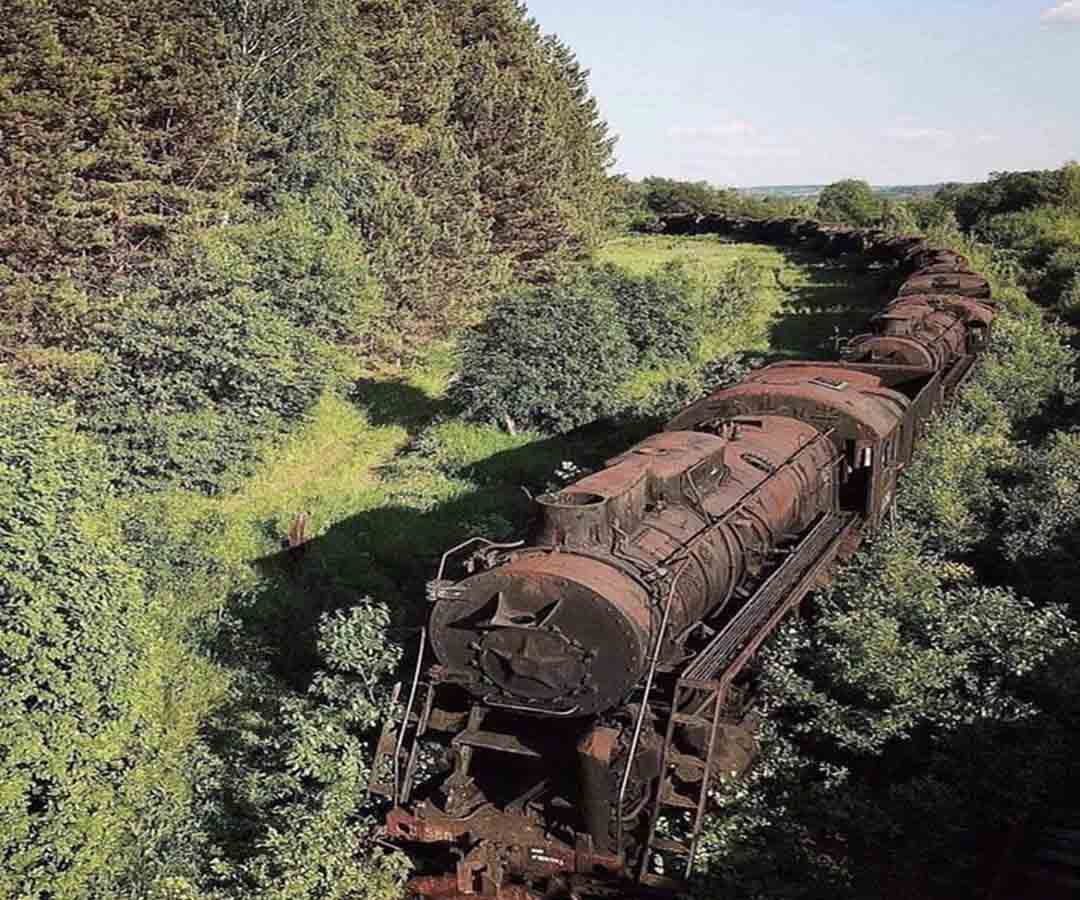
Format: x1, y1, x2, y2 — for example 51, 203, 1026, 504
369, 215, 998, 900
429, 420, 837, 719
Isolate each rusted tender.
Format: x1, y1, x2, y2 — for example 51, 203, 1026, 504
667, 363, 917, 527
846, 293, 995, 372
899, 269, 992, 298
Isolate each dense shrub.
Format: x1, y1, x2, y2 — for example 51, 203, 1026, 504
182, 604, 409, 900
451, 259, 733, 432
1000, 432, 1080, 607
0, 387, 224, 899
939, 168, 1074, 230
816, 179, 881, 226
933, 166, 1080, 315
77, 239, 333, 493
213, 198, 384, 343
450, 273, 636, 432
1059, 271, 1080, 322
624, 353, 752, 421
709, 257, 766, 323
593, 262, 703, 366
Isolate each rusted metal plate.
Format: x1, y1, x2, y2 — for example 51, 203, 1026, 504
899, 271, 991, 298
894, 293, 996, 327
667, 362, 909, 441
847, 334, 939, 369
430, 553, 652, 717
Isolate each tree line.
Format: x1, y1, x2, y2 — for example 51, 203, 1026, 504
0, 2, 615, 897
0, 0, 615, 493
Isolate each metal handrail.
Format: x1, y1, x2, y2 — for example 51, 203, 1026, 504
615, 430, 840, 857
392, 627, 426, 805
615, 560, 687, 856
432, 536, 525, 599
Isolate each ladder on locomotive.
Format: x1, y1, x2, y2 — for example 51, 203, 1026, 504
638, 678, 727, 885
635, 510, 856, 887
368, 629, 435, 805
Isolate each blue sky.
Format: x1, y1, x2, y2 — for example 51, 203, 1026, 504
525, 1, 1080, 186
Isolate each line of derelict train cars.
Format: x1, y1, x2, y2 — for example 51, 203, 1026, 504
369, 214, 998, 900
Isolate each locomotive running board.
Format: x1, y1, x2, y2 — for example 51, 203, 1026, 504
637, 510, 860, 886
684, 510, 858, 685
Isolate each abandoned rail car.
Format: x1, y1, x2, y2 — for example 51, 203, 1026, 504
369, 215, 998, 900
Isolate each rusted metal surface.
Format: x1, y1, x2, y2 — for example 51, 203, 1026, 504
667, 362, 910, 442
388, 803, 624, 878
376, 214, 1001, 899
430, 421, 835, 717
846, 333, 941, 369
899, 270, 992, 298
847, 294, 975, 370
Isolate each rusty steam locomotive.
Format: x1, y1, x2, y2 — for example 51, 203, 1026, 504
369, 215, 997, 899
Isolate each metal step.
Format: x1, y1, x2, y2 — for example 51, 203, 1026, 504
452, 729, 542, 758
669, 752, 706, 771
659, 785, 699, 810
639, 872, 689, 892
650, 837, 692, 856
670, 712, 712, 726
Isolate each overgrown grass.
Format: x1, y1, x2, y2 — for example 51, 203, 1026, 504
85, 236, 893, 896
599, 235, 888, 405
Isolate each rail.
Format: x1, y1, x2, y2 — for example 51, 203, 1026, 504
615, 559, 688, 857
392, 627, 427, 805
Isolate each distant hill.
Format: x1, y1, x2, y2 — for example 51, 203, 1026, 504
739, 183, 952, 200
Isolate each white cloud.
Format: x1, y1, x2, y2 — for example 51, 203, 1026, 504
667, 120, 756, 140
1041, 1, 1080, 24
707, 146, 801, 160
974, 133, 1001, 145
666, 119, 800, 160
882, 126, 954, 146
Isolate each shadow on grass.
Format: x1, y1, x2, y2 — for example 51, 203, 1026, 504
349, 377, 449, 433
233, 414, 657, 687
768, 250, 896, 359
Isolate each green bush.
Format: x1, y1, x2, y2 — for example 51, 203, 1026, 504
10, 228, 342, 495
206, 197, 384, 344
81, 284, 331, 494
450, 272, 636, 432
1059, 271, 1080, 322
710, 257, 765, 322
1000, 432, 1080, 606
593, 262, 703, 366
816, 179, 881, 226
1042, 246, 1080, 319
624, 353, 751, 422
176, 605, 410, 900
0, 386, 223, 899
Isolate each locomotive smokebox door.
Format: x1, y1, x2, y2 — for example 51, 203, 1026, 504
430, 556, 652, 717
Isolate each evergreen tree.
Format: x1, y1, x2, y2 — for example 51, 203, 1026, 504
448, 0, 616, 278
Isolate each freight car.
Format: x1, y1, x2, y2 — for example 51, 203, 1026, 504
369, 217, 997, 900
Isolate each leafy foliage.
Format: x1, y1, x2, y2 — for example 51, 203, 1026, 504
0, 387, 226, 899
928, 163, 1080, 316
592, 263, 703, 366
816, 179, 881, 227
1, 0, 616, 491
450, 271, 637, 432
450, 256, 769, 432
183, 604, 409, 900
